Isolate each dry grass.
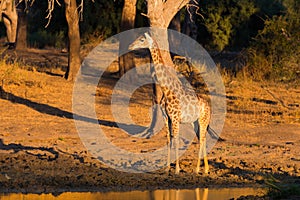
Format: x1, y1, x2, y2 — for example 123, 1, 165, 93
0, 56, 299, 192
1, 53, 299, 131
225, 80, 299, 127
173, 58, 300, 128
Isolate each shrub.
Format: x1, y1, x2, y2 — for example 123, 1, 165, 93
199, 0, 257, 51
247, 0, 300, 81
28, 30, 66, 49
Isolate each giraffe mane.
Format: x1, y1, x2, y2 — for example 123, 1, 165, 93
147, 34, 165, 66
148, 34, 182, 82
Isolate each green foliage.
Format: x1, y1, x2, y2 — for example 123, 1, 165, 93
26, 0, 123, 48
265, 175, 300, 199
27, 1, 67, 48
28, 30, 66, 48
80, 0, 123, 43
204, 10, 232, 51
199, 0, 257, 51
247, 0, 300, 81
197, 0, 299, 81
254, 0, 284, 17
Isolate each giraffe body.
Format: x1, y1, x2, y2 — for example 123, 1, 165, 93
129, 33, 210, 174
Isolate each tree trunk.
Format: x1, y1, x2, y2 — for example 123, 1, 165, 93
139, 0, 189, 136
64, 0, 81, 82
119, 0, 137, 78
147, 0, 189, 66
16, 2, 27, 50
1, 0, 18, 47
169, 12, 181, 32
169, 12, 181, 57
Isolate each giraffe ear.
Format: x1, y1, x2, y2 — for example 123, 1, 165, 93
144, 32, 151, 40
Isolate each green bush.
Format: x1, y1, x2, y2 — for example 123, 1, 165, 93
198, 0, 257, 51
28, 30, 66, 49
80, 0, 122, 43
26, 0, 122, 48
247, 0, 300, 81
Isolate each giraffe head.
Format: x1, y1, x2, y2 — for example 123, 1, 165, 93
129, 33, 153, 50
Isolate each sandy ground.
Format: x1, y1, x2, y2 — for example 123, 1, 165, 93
0, 48, 299, 194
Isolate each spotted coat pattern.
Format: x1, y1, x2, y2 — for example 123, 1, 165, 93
129, 33, 211, 174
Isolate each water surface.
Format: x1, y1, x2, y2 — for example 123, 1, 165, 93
0, 187, 265, 200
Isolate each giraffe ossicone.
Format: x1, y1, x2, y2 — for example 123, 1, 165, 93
129, 32, 211, 174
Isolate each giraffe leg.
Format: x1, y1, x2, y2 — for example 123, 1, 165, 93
175, 134, 180, 174
196, 119, 209, 174
195, 120, 201, 173
202, 137, 209, 174
171, 120, 180, 174
166, 133, 171, 172
166, 117, 171, 173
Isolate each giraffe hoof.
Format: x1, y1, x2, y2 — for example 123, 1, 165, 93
175, 168, 181, 174
204, 167, 209, 174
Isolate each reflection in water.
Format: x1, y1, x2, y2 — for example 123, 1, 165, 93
152, 188, 209, 200
0, 188, 265, 200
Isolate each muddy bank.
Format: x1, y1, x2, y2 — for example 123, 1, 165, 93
0, 123, 299, 194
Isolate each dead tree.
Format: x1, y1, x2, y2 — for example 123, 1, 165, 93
20, 0, 83, 81
118, 0, 137, 78
0, 0, 18, 49
63, 0, 81, 81
16, 1, 28, 50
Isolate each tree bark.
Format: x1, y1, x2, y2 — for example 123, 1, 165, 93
147, 0, 189, 66
169, 12, 181, 32
64, 0, 81, 82
119, 0, 137, 78
1, 0, 18, 47
16, 2, 27, 50
139, 0, 189, 136
169, 12, 181, 57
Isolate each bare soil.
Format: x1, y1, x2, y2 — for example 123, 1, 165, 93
0, 48, 299, 194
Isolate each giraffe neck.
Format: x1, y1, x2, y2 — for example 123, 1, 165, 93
149, 47, 171, 87
148, 39, 181, 91
149, 39, 164, 66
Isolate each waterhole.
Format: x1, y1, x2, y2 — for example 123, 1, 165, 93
0, 187, 265, 200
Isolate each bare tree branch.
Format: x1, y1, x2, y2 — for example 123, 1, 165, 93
45, 0, 86, 27
77, 0, 84, 21
163, 0, 189, 17
44, 0, 61, 27
186, 1, 203, 22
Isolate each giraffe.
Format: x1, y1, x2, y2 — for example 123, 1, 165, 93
0, 0, 18, 49
129, 32, 211, 174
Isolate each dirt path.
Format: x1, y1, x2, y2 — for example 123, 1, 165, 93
0, 49, 299, 194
